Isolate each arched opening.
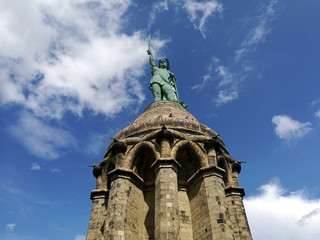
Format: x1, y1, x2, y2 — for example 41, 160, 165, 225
133, 145, 156, 186
175, 142, 202, 240
176, 143, 201, 186
131, 144, 156, 240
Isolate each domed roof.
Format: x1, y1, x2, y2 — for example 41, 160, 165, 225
114, 101, 217, 139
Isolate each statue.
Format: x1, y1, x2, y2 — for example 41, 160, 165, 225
147, 37, 182, 104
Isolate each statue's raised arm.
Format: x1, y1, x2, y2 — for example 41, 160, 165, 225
147, 49, 156, 69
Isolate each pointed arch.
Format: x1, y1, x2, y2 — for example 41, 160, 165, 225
171, 140, 208, 168
125, 141, 157, 239
122, 141, 159, 170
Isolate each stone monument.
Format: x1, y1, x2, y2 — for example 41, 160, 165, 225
86, 42, 252, 240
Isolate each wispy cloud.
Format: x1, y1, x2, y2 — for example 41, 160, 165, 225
30, 163, 41, 171
0, 0, 166, 119
235, 0, 278, 62
149, 0, 223, 37
191, 0, 278, 106
191, 60, 215, 91
315, 110, 320, 119
272, 115, 312, 140
245, 180, 320, 240
310, 98, 320, 106
6, 223, 16, 232
50, 168, 61, 173
191, 57, 251, 106
74, 235, 86, 240
183, 0, 223, 37
148, 0, 170, 28
7, 111, 76, 160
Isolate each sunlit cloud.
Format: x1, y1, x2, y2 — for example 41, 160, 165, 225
191, 57, 249, 106
30, 163, 41, 171
6, 223, 16, 232
74, 235, 86, 240
50, 168, 61, 173
183, 0, 223, 37
148, 0, 170, 28
235, 0, 278, 62
191, 1, 277, 106
149, 0, 223, 37
215, 90, 238, 106
310, 98, 320, 106
245, 180, 320, 240
7, 111, 76, 160
0, 0, 166, 120
272, 115, 312, 140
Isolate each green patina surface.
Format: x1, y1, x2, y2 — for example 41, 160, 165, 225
147, 37, 186, 108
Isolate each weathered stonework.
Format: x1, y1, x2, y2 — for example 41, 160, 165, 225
86, 101, 252, 240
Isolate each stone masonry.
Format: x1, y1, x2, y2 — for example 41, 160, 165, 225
86, 101, 252, 240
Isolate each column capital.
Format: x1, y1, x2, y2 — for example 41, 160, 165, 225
151, 158, 181, 173
108, 168, 144, 189
187, 166, 225, 186
90, 189, 109, 200
225, 186, 245, 197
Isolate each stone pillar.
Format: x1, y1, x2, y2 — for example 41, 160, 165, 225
86, 189, 108, 240
103, 169, 145, 239
188, 166, 234, 240
225, 187, 252, 240
152, 158, 181, 240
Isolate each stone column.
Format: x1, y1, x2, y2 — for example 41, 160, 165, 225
87, 189, 109, 240
152, 158, 181, 240
225, 187, 252, 240
103, 169, 144, 239
188, 166, 234, 240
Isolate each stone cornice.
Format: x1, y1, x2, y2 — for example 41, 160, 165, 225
225, 186, 245, 197
107, 168, 144, 190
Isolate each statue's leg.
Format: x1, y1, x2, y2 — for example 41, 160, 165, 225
151, 83, 162, 101
162, 84, 177, 101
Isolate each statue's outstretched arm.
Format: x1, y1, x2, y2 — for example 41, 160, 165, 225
147, 49, 156, 68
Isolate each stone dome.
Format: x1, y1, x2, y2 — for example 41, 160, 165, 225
114, 101, 217, 139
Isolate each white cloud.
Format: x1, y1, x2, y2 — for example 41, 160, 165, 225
0, 0, 164, 119
7, 111, 76, 159
191, 0, 277, 106
183, 0, 223, 37
191, 60, 215, 91
215, 90, 238, 106
310, 99, 320, 106
191, 74, 212, 91
315, 110, 320, 119
6, 223, 16, 232
235, 0, 278, 62
148, 0, 170, 28
50, 168, 61, 173
30, 163, 41, 171
272, 115, 312, 140
191, 57, 247, 106
245, 181, 320, 240
74, 235, 86, 240
149, 0, 222, 37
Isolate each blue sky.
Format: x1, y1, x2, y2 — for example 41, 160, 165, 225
1, 0, 320, 239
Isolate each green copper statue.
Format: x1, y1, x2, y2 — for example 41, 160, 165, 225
147, 38, 179, 103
